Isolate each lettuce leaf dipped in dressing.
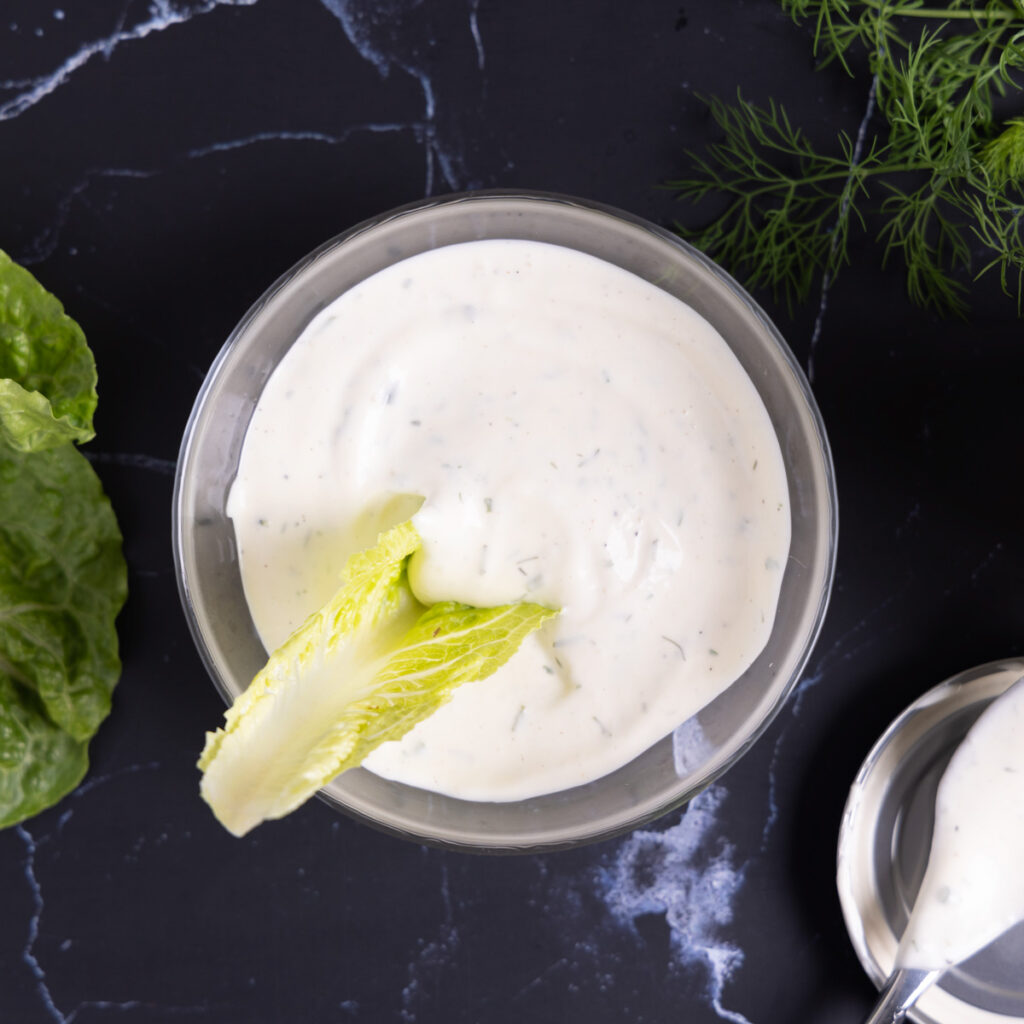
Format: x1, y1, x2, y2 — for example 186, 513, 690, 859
199, 521, 557, 837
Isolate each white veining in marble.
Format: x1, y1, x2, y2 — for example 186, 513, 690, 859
21, 167, 157, 265
400, 861, 459, 1022
507, 955, 571, 1005
761, 514, 1011, 844
807, 74, 879, 384
20, 122, 409, 266
184, 124, 410, 160
468, 0, 484, 71
0, 0, 260, 123
968, 541, 1006, 586
71, 760, 163, 798
11, 762, 214, 1022
317, 0, 480, 195
597, 786, 753, 1024
16, 824, 65, 1023
6, 0, 490, 273
760, 590, 900, 846
936, 540, 1007, 596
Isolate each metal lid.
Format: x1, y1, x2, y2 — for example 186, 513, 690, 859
837, 659, 1024, 1024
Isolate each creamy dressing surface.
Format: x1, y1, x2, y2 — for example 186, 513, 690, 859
897, 678, 1024, 969
227, 239, 791, 801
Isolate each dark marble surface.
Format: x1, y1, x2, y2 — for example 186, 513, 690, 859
1, 2, 1021, 1022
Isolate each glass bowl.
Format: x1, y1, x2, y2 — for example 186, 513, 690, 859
172, 190, 838, 852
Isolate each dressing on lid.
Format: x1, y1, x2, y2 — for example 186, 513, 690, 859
227, 239, 791, 801
897, 677, 1024, 969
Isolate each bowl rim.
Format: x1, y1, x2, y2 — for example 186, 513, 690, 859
172, 187, 839, 852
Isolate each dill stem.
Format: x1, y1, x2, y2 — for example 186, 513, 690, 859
709, 160, 929, 200
860, 0, 1019, 19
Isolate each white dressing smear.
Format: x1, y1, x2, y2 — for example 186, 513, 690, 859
227, 239, 791, 800
897, 677, 1024, 969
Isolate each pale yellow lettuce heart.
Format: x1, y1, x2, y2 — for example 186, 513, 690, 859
199, 520, 556, 836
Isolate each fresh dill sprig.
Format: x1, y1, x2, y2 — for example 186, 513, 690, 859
672, 0, 1024, 315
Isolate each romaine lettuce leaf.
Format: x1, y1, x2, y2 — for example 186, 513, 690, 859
0, 252, 125, 830
199, 521, 556, 837
0, 440, 126, 741
0, 677, 88, 829
0, 250, 97, 452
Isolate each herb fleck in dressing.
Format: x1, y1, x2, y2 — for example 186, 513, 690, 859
227, 239, 791, 800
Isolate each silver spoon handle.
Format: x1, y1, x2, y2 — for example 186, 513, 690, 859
863, 967, 942, 1024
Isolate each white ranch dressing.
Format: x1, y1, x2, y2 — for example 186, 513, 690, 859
227, 239, 790, 801
897, 677, 1024, 969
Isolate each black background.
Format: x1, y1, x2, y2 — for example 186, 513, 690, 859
1, 2, 1021, 1022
